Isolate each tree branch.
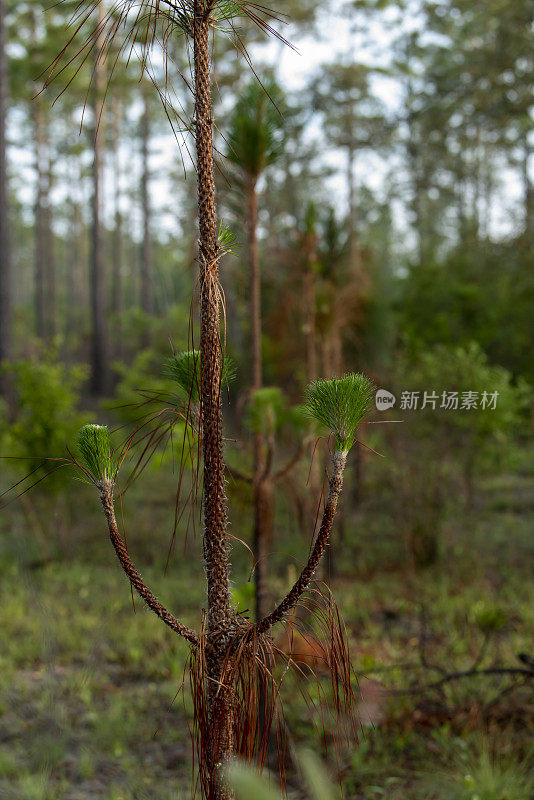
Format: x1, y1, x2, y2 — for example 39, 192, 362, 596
225, 463, 252, 484
98, 480, 199, 645
273, 439, 306, 482
260, 434, 274, 482
254, 450, 347, 635
393, 665, 534, 695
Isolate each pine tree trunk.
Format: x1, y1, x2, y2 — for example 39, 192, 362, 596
65, 188, 81, 337
44, 159, 55, 339
253, 478, 274, 621
33, 100, 47, 340
522, 138, 533, 242
140, 85, 153, 315
112, 97, 122, 316
0, 0, 12, 381
90, 3, 109, 394
193, 7, 234, 797
246, 174, 271, 622
247, 177, 261, 392
347, 141, 360, 272
304, 233, 316, 385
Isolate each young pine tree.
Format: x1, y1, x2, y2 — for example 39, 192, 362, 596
47, 2, 379, 797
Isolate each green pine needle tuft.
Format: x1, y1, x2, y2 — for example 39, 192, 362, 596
77, 424, 114, 482
304, 373, 375, 451
166, 350, 236, 404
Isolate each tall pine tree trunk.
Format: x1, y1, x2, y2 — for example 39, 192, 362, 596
112, 97, 122, 316
522, 137, 533, 241
33, 100, 47, 339
246, 175, 271, 622
304, 265, 316, 384
347, 140, 361, 273
65, 186, 81, 337
193, 6, 234, 796
90, 4, 109, 394
140, 84, 153, 315
0, 0, 12, 383
44, 159, 55, 338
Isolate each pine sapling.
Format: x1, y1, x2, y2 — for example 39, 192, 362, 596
43, 2, 380, 797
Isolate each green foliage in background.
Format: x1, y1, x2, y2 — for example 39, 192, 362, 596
228, 749, 339, 800
399, 341, 530, 476
437, 739, 534, 800
401, 243, 534, 383
0, 356, 89, 488
110, 349, 180, 426
245, 387, 287, 437
227, 78, 286, 180
379, 342, 531, 567
244, 386, 315, 444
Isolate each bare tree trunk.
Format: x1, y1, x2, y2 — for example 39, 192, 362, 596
140, 84, 153, 315
193, 6, 234, 796
90, 4, 109, 394
522, 138, 533, 242
321, 338, 332, 379
33, 100, 47, 340
347, 141, 360, 273
303, 227, 316, 384
246, 174, 271, 622
112, 97, 122, 316
0, 0, 12, 384
65, 154, 79, 337
254, 477, 274, 613
44, 159, 55, 339
247, 177, 261, 392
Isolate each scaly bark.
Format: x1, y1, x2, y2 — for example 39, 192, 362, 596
193, 5, 235, 797
99, 480, 198, 644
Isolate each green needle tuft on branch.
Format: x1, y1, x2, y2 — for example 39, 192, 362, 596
77, 424, 115, 483
166, 350, 236, 404
304, 373, 375, 452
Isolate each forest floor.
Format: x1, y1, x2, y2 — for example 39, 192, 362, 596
0, 451, 533, 800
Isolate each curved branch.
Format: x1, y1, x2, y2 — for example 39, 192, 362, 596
393, 665, 534, 695
98, 480, 199, 645
260, 434, 275, 482
254, 450, 347, 635
273, 439, 306, 482
225, 463, 252, 484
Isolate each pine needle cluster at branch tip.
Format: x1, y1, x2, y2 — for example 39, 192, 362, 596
166, 350, 236, 403
304, 373, 376, 452
77, 424, 115, 483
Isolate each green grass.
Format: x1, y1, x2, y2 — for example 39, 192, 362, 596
0, 453, 532, 798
